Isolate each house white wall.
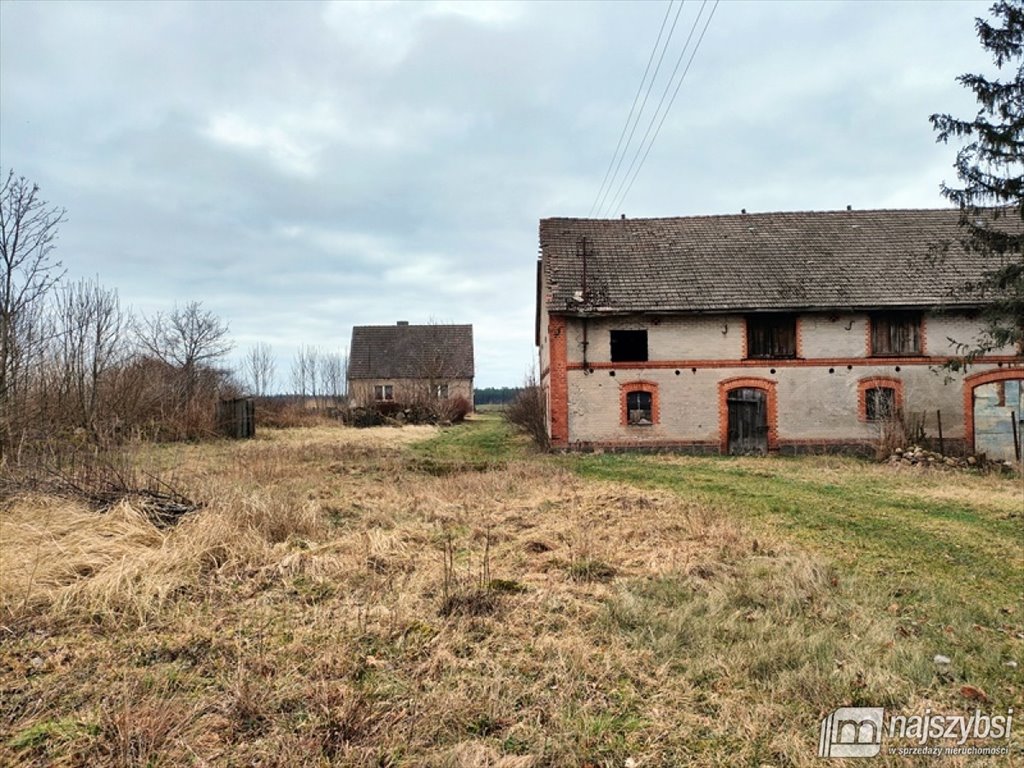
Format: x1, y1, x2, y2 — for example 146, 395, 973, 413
542, 310, 1023, 452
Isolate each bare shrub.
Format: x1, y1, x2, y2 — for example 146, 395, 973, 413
255, 396, 326, 429
504, 374, 548, 449
873, 410, 909, 460
440, 395, 472, 423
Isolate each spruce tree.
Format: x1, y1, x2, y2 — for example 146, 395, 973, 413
930, 0, 1024, 360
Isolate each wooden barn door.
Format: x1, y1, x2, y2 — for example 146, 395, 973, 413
727, 387, 768, 455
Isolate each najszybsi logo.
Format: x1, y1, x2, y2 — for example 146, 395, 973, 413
818, 706, 1014, 759
819, 707, 884, 758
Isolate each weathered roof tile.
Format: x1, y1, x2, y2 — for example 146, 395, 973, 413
540, 208, 1022, 313
348, 324, 474, 380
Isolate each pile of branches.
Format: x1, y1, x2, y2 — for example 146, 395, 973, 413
3, 452, 201, 529
49, 469, 201, 528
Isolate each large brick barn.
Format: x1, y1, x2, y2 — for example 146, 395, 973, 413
536, 208, 1024, 458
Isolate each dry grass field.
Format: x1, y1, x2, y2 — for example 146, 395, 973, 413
1, 417, 1021, 766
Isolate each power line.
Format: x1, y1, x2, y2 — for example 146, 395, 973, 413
612, 0, 719, 216
587, 1, 675, 218
591, 1, 685, 218
603, 0, 718, 218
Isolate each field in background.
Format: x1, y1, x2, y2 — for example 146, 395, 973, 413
1, 416, 1021, 767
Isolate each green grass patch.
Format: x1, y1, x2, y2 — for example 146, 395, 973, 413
570, 452, 1024, 709
409, 413, 526, 467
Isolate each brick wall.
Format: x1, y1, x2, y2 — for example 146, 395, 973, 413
551, 310, 1022, 451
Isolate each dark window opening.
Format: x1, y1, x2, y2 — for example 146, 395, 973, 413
374, 384, 394, 401
865, 387, 895, 421
871, 313, 921, 355
610, 330, 648, 362
746, 314, 797, 358
627, 390, 653, 425
435, 383, 449, 399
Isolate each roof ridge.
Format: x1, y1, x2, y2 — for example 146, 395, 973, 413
540, 207, 976, 224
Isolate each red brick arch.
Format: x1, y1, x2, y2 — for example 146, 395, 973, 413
962, 368, 1024, 452
857, 376, 903, 422
718, 376, 778, 453
620, 380, 660, 426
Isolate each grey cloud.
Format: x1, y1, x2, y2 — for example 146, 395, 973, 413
0, 0, 994, 386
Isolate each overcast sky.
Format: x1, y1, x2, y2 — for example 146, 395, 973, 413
0, 0, 995, 388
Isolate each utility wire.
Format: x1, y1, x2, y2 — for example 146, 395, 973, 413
591, 1, 686, 218
611, 0, 719, 217
603, 0, 718, 218
588, 1, 675, 217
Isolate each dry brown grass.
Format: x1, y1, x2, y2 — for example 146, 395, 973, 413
1, 424, 1018, 766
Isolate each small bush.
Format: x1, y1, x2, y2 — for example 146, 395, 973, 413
504, 380, 548, 450
441, 395, 472, 424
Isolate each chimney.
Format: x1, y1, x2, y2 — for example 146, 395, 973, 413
397, 320, 409, 326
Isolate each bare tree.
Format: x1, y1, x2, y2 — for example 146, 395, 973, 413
49, 278, 127, 437
290, 345, 311, 398
136, 301, 233, 404
0, 171, 66, 449
243, 341, 276, 396
319, 349, 347, 405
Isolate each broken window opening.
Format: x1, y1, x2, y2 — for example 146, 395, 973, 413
435, 383, 449, 399
865, 386, 896, 421
871, 313, 921, 356
610, 329, 648, 362
627, 390, 653, 425
746, 314, 797, 358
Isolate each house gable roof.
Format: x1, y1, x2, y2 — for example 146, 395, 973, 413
540, 208, 1021, 314
348, 323, 474, 380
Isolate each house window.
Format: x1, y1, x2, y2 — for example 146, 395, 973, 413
871, 313, 921, 355
374, 384, 394, 401
865, 387, 896, 421
626, 391, 653, 425
610, 330, 648, 362
435, 383, 449, 399
858, 377, 903, 422
746, 314, 797, 358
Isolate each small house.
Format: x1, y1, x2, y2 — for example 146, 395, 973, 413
348, 321, 474, 406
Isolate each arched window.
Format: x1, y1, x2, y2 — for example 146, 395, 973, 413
858, 377, 903, 422
620, 381, 659, 426
865, 386, 896, 421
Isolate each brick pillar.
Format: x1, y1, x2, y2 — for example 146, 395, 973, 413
548, 315, 569, 448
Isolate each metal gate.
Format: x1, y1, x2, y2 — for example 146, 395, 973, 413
727, 387, 768, 455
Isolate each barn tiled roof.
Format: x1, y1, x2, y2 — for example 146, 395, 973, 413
540, 208, 1022, 314
348, 323, 474, 380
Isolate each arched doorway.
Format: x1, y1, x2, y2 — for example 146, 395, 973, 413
964, 370, 1024, 461
719, 377, 778, 455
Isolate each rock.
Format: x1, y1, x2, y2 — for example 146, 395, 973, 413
934, 654, 952, 665
1004, 661, 1019, 669
967, 456, 977, 465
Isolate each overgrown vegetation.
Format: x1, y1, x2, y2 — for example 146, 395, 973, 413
503, 374, 548, 449
1, 418, 1020, 766
1, 171, 240, 455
